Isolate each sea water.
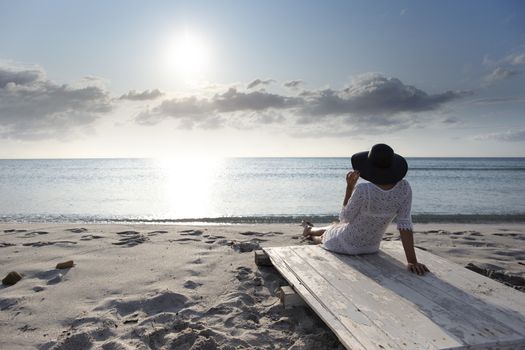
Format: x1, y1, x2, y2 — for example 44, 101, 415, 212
0, 158, 524, 223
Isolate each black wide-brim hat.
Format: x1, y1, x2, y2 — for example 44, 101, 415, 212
351, 144, 408, 185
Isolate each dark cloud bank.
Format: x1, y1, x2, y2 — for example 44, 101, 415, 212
138, 73, 468, 133
0, 64, 112, 139
0, 63, 467, 140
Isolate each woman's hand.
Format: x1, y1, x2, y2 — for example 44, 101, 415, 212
407, 262, 429, 275
346, 171, 360, 188
342, 171, 360, 206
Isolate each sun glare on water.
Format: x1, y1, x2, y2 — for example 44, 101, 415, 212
156, 157, 222, 219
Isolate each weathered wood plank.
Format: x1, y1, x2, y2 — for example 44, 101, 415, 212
264, 244, 525, 350
380, 242, 525, 313
274, 247, 410, 350
442, 338, 525, 350
379, 242, 525, 337
326, 246, 524, 346
264, 247, 368, 350
295, 245, 460, 349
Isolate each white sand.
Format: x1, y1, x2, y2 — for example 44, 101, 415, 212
0, 223, 523, 350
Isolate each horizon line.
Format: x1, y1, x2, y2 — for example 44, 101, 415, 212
1, 156, 525, 161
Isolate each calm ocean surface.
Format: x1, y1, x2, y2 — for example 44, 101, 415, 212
0, 158, 524, 223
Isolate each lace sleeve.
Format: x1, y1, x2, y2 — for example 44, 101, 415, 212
339, 184, 365, 223
396, 181, 413, 230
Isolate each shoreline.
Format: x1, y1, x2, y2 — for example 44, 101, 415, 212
2, 213, 525, 225
1, 222, 524, 349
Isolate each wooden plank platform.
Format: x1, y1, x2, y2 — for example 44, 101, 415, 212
263, 243, 525, 350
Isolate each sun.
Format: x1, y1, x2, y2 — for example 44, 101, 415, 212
163, 30, 210, 79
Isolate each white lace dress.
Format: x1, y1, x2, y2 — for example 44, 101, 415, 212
322, 179, 413, 255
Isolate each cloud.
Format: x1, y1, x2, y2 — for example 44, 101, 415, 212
0, 64, 112, 140
0, 67, 43, 88
484, 67, 521, 82
297, 73, 467, 121
137, 73, 467, 134
283, 80, 304, 89
482, 54, 494, 67
246, 78, 275, 89
477, 129, 525, 142
509, 53, 525, 65
119, 89, 163, 101
214, 87, 300, 112
0, 60, 470, 141
136, 87, 302, 128
472, 96, 525, 104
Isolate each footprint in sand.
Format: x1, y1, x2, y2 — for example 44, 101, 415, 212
239, 231, 283, 237
382, 236, 400, 241
147, 230, 169, 236
170, 237, 202, 243
47, 273, 63, 285
201, 235, 226, 244
4, 228, 27, 233
104, 290, 189, 316
183, 280, 203, 289
492, 232, 525, 240
0, 298, 20, 311
0, 242, 16, 248
3, 229, 28, 234
203, 234, 225, 239
186, 269, 201, 277
116, 230, 139, 235
462, 236, 476, 241
22, 241, 77, 247
468, 231, 483, 236
190, 258, 203, 264
66, 228, 88, 233
22, 231, 49, 238
460, 241, 497, 248
235, 266, 253, 281
80, 234, 104, 241
180, 230, 203, 236
112, 232, 149, 247
450, 231, 465, 236
494, 250, 525, 259
425, 230, 448, 235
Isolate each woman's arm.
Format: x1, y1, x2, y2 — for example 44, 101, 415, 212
343, 171, 360, 206
399, 229, 429, 275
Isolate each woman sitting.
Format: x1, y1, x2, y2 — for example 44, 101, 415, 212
303, 143, 429, 275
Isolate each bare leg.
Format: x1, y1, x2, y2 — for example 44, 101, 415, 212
307, 226, 332, 236
312, 235, 323, 244
302, 221, 334, 237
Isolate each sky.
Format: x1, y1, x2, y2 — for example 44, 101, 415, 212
0, 0, 524, 158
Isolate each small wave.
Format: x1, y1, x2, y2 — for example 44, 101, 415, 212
410, 167, 525, 171
1, 213, 525, 224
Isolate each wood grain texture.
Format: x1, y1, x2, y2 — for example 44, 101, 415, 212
263, 243, 525, 350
